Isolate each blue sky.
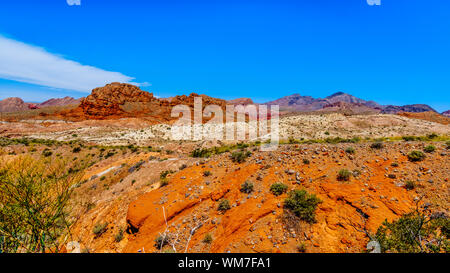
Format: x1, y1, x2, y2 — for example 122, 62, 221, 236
0, 0, 449, 111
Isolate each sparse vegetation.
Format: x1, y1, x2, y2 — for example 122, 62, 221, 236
191, 148, 212, 158
154, 234, 169, 249
284, 190, 321, 223
240, 181, 254, 194
402, 136, 417, 142
337, 169, 352, 181
114, 228, 124, 242
93, 222, 108, 236
405, 181, 416, 191
423, 145, 436, 153
270, 182, 288, 196
297, 243, 306, 253
203, 233, 213, 244
370, 142, 384, 149
203, 170, 212, 177
407, 150, 426, 162
218, 199, 231, 211
231, 151, 251, 163
302, 159, 310, 165
345, 147, 355, 154
0, 156, 84, 253
375, 209, 449, 253
42, 149, 53, 157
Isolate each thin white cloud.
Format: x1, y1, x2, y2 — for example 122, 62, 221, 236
0, 35, 138, 92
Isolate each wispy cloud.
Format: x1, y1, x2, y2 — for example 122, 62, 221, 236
0, 35, 138, 92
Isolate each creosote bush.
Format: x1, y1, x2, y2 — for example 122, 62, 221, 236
345, 147, 355, 154
407, 150, 426, 162
240, 181, 254, 194
423, 145, 436, 153
203, 233, 213, 244
375, 209, 449, 253
114, 228, 124, 242
270, 183, 288, 196
0, 155, 84, 253
337, 169, 352, 181
218, 199, 231, 211
284, 190, 321, 223
370, 142, 384, 149
231, 151, 251, 163
405, 181, 416, 191
93, 222, 108, 236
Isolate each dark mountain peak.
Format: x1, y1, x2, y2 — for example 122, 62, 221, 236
381, 104, 437, 114
327, 92, 346, 98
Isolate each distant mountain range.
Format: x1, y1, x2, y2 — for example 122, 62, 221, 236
0, 96, 82, 113
0, 86, 447, 119
262, 91, 441, 114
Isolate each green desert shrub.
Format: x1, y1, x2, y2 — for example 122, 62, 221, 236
154, 235, 169, 249
231, 151, 251, 163
240, 181, 254, 194
93, 222, 108, 236
302, 159, 310, 165
218, 199, 231, 211
0, 156, 83, 253
270, 183, 288, 196
375, 210, 449, 253
191, 148, 212, 158
407, 151, 426, 162
370, 142, 384, 149
405, 181, 416, 191
337, 169, 352, 181
114, 228, 124, 242
345, 147, 355, 154
297, 243, 306, 253
284, 190, 321, 223
203, 170, 212, 177
202, 233, 213, 244
423, 145, 436, 153
42, 149, 53, 157
402, 136, 417, 142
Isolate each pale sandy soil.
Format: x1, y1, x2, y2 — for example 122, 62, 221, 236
1, 114, 448, 146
